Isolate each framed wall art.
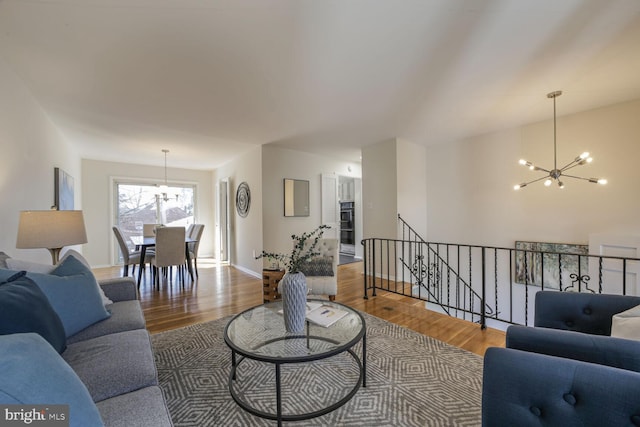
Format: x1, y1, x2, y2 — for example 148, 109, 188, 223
54, 167, 75, 210
515, 241, 589, 289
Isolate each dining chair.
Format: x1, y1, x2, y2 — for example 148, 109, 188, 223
143, 223, 162, 237
112, 226, 152, 277
150, 226, 186, 289
187, 224, 205, 278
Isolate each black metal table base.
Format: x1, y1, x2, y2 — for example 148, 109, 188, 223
228, 334, 367, 426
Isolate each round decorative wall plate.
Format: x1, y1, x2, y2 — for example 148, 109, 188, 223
236, 182, 251, 218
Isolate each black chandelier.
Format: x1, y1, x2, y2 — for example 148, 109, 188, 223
514, 91, 607, 190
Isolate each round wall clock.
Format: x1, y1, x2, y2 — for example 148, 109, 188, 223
236, 182, 251, 218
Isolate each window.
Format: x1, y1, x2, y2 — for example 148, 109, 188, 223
114, 181, 196, 261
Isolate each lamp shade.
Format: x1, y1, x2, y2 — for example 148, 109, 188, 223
16, 210, 88, 250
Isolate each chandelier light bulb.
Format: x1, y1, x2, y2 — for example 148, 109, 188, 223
580, 152, 590, 159
544, 179, 552, 187
598, 178, 607, 185
558, 181, 565, 189
519, 159, 536, 170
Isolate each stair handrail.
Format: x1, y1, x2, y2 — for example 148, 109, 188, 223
397, 214, 497, 325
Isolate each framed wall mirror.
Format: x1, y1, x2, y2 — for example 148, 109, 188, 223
283, 178, 310, 217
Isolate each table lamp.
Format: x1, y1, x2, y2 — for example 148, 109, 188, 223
16, 210, 88, 264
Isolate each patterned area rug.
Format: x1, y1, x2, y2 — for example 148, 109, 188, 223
151, 312, 483, 426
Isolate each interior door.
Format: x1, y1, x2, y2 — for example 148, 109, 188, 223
321, 173, 340, 240
589, 233, 640, 295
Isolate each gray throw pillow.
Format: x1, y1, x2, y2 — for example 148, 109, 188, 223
299, 256, 334, 277
6, 258, 55, 274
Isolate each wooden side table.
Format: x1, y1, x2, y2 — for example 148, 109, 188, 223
262, 269, 284, 303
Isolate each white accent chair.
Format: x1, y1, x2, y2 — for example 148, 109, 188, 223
279, 238, 339, 301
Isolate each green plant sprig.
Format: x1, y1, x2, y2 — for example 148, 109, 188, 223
256, 225, 331, 274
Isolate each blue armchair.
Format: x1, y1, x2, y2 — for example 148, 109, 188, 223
482, 291, 640, 427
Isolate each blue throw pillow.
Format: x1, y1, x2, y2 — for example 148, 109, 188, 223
48, 256, 112, 337
52, 252, 93, 277
0, 333, 105, 427
0, 261, 111, 338
0, 271, 67, 354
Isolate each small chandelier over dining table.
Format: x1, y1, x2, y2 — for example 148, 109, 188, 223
514, 91, 607, 190
157, 149, 178, 202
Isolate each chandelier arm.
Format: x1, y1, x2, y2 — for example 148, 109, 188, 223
560, 173, 592, 182
560, 162, 587, 173
517, 174, 552, 187
558, 159, 581, 172
532, 166, 551, 174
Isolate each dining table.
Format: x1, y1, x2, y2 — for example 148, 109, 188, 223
130, 235, 197, 286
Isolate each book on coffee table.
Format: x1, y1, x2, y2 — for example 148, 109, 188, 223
305, 304, 348, 328
278, 302, 348, 327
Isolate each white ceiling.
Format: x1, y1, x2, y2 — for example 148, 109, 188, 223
1, 0, 639, 169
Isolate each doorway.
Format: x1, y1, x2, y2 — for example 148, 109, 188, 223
338, 175, 363, 260
218, 178, 230, 263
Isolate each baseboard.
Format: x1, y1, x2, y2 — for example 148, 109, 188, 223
232, 264, 261, 279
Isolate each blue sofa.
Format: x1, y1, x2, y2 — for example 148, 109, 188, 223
0, 253, 172, 427
483, 291, 640, 426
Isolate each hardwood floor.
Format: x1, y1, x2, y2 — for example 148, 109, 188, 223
93, 259, 505, 356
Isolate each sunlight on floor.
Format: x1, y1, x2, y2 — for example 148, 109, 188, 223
193, 257, 225, 269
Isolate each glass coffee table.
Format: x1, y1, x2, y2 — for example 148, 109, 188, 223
224, 300, 366, 426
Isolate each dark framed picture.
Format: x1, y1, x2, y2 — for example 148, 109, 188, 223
54, 167, 74, 210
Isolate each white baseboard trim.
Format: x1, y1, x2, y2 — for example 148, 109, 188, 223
92, 263, 113, 269
232, 264, 262, 279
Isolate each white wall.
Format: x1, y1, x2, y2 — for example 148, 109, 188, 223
397, 138, 427, 237
362, 139, 397, 240
213, 147, 263, 276
426, 98, 640, 247
81, 159, 214, 267
261, 145, 361, 270
0, 56, 81, 262
361, 138, 427, 239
